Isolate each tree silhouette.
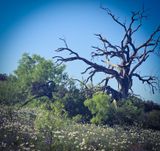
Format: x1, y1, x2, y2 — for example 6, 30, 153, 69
53, 7, 160, 100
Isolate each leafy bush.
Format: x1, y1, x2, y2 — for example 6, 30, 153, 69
143, 110, 160, 130
13, 53, 68, 105
1, 105, 160, 151
0, 106, 39, 151
118, 100, 142, 125
34, 101, 68, 131
144, 101, 160, 112
61, 87, 91, 122
84, 92, 112, 124
106, 99, 143, 126
84, 92, 142, 126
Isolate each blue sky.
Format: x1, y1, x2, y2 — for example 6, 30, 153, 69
0, 0, 160, 102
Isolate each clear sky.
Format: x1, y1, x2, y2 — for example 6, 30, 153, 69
0, 0, 160, 103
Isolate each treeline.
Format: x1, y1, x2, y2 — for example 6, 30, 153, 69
0, 53, 160, 130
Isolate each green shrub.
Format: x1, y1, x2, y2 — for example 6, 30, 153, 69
84, 92, 111, 124
117, 100, 142, 125
84, 92, 142, 126
106, 99, 142, 126
143, 110, 160, 130
0, 105, 39, 151
1, 105, 160, 151
34, 101, 68, 131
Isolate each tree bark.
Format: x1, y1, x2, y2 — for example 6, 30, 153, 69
119, 76, 132, 99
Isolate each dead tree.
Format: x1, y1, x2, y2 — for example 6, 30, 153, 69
53, 7, 160, 100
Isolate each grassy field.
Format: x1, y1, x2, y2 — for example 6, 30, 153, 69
0, 105, 160, 151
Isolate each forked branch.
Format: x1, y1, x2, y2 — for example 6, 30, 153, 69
132, 73, 158, 93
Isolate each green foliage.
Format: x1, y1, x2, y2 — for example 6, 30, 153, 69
0, 74, 23, 104
0, 105, 38, 151
72, 114, 83, 123
143, 110, 160, 130
34, 101, 68, 131
1, 105, 160, 151
52, 79, 91, 122
34, 101, 71, 150
84, 92, 111, 124
15, 53, 66, 84
118, 100, 142, 124
84, 92, 143, 126
63, 89, 91, 120
144, 101, 160, 112
12, 53, 68, 104
106, 99, 142, 126
1, 53, 68, 105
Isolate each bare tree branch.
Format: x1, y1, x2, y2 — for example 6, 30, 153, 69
53, 39, 120, 79
132, 73, 158, 93
137, 26, 160, 50
101, 6, 127, 31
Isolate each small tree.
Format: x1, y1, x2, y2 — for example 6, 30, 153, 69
54, 7, 160, 100
14, 53, 68, 105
